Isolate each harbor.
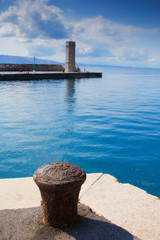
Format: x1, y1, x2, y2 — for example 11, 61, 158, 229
0, 65, 160, 240
0, 41, 102, 81
1, 0, 160, 239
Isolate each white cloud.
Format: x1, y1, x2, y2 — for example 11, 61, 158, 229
0, 1, 160, 67
71, 16, 145, 43
70, 16, 160, 67
0, 0, 69, 40
148, 57, 157, 63
0, 23, 19, 36
0, 37, 28, 56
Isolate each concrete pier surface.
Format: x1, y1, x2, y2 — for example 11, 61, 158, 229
0, 71, 102, 81
0, 174, 160, 240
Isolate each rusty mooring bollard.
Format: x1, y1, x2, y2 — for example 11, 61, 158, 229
33, 162, 86, 228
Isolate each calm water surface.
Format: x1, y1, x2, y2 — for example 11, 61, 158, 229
0, 66, 160, 197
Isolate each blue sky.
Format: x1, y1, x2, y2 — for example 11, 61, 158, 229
0, 0, 160, 67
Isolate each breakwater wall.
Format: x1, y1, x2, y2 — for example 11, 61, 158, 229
0, 63, 64, 72
0, 72, 102, 81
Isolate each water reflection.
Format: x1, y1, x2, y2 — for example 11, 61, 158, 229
65, 79, 76, 114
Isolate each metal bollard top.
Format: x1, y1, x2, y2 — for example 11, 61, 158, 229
33, 162, 86, 190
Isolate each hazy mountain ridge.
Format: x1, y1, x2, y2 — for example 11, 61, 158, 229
0, 55, 61, 65
1, 55, 159, 71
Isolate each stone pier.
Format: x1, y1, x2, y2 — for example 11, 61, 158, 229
0, 174, 160, 239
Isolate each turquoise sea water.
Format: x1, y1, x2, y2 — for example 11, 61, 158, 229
0, 66, 160, 197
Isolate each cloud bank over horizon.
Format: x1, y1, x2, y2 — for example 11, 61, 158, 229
0, 0, 160, 67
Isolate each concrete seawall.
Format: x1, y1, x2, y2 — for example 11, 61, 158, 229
0, 71, 102, 81
0, 174, 160, 240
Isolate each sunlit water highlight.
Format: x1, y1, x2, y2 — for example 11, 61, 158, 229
0, 66, 160, 197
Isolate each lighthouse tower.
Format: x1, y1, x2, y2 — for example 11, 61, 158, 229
65, 41, 76, 72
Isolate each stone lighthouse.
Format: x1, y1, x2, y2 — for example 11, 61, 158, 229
65, 41, 76, 72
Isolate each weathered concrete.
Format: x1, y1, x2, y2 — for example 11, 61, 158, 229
80, 174, 160, 240
0, 71, 102, 81
0, 177, 40, 209
0, 174, 160, 240
0, 203, 139, 240
0, 174, 102, 210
